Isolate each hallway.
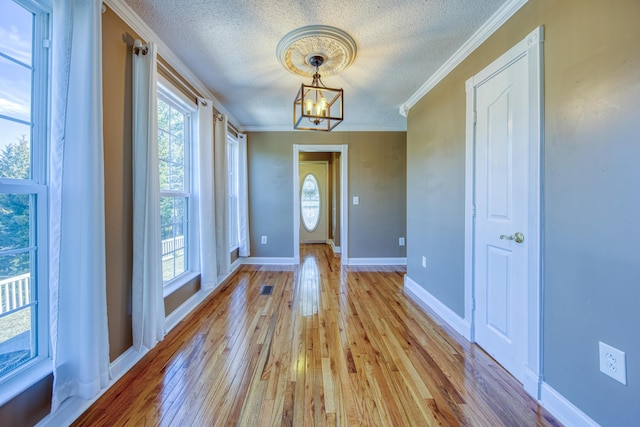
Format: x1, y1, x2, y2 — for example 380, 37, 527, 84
74, 244, 559, 426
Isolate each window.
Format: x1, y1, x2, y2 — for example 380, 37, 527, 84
227, 133, 239, 250
157, 91, 192, 285
301, 174, 321, 231
0, 0, 50, 383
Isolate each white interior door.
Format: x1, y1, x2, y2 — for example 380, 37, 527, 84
299, 162, 328, 244
473, 55, 529, 382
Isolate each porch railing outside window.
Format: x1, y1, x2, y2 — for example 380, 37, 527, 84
0, 274, 30, 315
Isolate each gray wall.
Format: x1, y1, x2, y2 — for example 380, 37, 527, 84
247, 131, 406, 259
406, 0, 640, 425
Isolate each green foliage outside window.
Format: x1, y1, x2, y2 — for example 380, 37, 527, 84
0, 136, 30, 278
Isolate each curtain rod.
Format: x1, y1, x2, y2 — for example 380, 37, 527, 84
214, 109, 242, 136
157, 59, 201, 101
158, 60, 243, 133
228, 123, 240, 136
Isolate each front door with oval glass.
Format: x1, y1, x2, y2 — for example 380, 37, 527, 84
299, 162, 328, 244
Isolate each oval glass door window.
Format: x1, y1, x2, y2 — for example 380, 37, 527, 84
301, 173, 321, 231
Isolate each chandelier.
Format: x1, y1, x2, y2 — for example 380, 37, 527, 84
276, 25, 356, 132
293, 55, 343, 131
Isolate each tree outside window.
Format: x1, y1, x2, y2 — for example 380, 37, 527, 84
157, 94, 190, 284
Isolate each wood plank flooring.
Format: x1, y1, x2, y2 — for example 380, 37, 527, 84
74, 244, 561, 426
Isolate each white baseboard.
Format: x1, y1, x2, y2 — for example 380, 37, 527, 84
404, 275, 600, 427
37, 396, 84, 427
230, 257, 243, 272
38, 261, 246, 427
242, 257, 296, 265
37, 346, 150, 427
37, 262, 598, 427
166, 289, 207, 332
110, 346, 148, 380
540, 382, 600, 427
523, 366, 542, 400
347, 257, 407, 266
404, 275, 471, 340
329, 240, 341, 254
166, 259, 243, 332
213, 258, 243, 289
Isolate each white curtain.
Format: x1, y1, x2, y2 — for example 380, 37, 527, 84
131, 41, 165, 351
237, 134, 250, 257
196, 99, 218, 290
214, 114, 230, 276
50, 0, 110, 411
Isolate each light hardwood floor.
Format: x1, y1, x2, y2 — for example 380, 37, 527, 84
74, 244, 561, 426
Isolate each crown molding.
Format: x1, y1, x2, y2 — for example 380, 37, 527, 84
103, 0, 243, 131
399, 0, 529, 117
242, 124, 407, 132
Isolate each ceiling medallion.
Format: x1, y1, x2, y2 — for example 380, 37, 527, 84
276, 25, 357, 78
278, 26, 356, 131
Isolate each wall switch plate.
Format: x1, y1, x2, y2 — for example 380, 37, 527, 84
353, 196, 359, 205
599, 341, 627, 385
399, 237, 405, 246
261, 236, 267, 244
422, 256, 427, 268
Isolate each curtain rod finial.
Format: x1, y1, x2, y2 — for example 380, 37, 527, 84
133, 39, 149, 56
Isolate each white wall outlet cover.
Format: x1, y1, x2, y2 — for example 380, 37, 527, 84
353, 196, 359, 205
422, 256, 427, 268
261, 236, 267, 244
399, 237, 405, 246
599, 341, 627, 385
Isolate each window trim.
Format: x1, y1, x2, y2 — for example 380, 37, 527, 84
0, 0, 52, 404
0, 184, 50, 404
157, 77, 198, 297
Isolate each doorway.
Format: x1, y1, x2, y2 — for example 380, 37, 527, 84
464, 27, 543, 397
293, 145, 348, 265
299, 161, 329, 244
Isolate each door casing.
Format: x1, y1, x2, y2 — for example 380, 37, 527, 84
464, 26, 544, 399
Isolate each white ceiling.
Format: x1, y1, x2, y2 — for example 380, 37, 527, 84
123, 0, 510, 131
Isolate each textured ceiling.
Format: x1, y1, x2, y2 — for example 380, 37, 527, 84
124, 0, 509, 131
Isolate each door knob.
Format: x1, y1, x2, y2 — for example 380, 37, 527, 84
500, 232, 525, 244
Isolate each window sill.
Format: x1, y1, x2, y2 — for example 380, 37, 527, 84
0, 358, 52, 407
163, 271, 200, 298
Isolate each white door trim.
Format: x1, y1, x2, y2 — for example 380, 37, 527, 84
293, 145, 349, 265
464, 26, 544, 399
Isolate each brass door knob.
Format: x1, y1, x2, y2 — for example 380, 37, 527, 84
500, 232, 525, 244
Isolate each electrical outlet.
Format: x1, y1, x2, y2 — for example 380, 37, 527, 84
599, 342, 627, 385
261, 236, 267, 244
353, 196, 359, 205
399, 237, 405, 246
422, 256, 427, 268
